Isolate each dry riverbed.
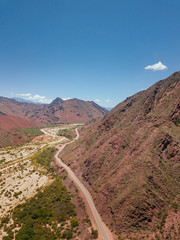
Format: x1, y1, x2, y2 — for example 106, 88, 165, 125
0, 125, 72, 239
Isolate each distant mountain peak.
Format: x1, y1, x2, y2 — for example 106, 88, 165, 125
50, 97, 64, 105
0, 95, 108, 124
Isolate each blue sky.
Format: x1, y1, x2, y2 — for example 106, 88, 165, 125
0, 0, 180, 107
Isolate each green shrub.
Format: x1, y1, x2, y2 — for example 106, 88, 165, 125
173, 117, 180, 126
62, 228, 73, 239
70, 218, 79, 228
34, 147, 55, 172
17, 127, 43, 142
172, 202, 179, 212
91, 228, 98, 239
3, 237, 13, 240
14, 191, 22, 198
13, 179, 77, 239
2, 227, 14, 240
58, 129, 73, 139
1, 217, 10, 224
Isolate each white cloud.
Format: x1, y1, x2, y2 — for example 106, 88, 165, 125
16, 93, 52, 104
62, 97, 71, 101
105, 99, 110, 103
17, 93, 32, 97
144, 61, 167, 71
95, 99, 101, 103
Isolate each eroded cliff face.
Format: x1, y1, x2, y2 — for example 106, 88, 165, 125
61, 72, 180, 239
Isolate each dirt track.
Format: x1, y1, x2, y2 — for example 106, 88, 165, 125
53, 128, 112, 240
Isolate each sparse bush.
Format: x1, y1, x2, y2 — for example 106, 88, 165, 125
13, 179, 77, 239
1, 216, 10, 224
3, 237, 13, 240
172, 202, 179, 213
91, 228, 98, 239
58, 129, 73, 139
14, 191, 22, 198
121, 144, 126, 149
173, 117, 180, 126
3, 227, 14, 240
62, 228, 73, 239
33, 147, 55, 172
70, 218, 79, 228
17, 127, 43, 142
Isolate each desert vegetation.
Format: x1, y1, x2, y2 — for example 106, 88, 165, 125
58, 129, 73, 139
0, 124, 86, 239
32, 147, 56, 173
0, 159, 48, 219
8, 179, 77, 240
16, 127, 43, 142
0, 178, 80, 240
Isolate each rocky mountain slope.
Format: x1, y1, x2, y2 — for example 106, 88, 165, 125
60, 72, 180, 239
0, 97, 108, 124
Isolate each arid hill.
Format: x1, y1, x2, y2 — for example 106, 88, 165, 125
0, 113, 40, 131
61, 72, 180, 239
0, 113, 41, 147
0, 97, 108, 124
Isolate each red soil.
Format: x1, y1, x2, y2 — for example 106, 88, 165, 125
32, 135, 52, 142
0, 114, 40, 130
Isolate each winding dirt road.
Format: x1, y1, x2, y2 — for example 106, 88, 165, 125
54, 128, 111, 240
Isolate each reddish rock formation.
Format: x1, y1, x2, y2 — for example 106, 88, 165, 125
61, 72, 180, 239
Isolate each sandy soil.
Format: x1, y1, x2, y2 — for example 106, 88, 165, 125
0, 144, 46, 164
0, 125, 79, 239
0, 160, 48, 218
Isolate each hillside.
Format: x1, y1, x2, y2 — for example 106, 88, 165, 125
0, 113, 42, 147
0, 113, 40, 131
0, 97, 108, 124
60, 72, 180, 239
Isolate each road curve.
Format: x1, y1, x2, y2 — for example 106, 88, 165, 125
55, 128, 111, 240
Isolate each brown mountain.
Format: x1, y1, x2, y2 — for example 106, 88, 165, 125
0, 97, 108, 147
0, 97, 108, 124
0, 113, 41, 147
0, 113, 40, 131
61, 72, 180, 239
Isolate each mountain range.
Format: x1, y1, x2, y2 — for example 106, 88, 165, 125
0, 97, 108, 124
0, 97, 108, 147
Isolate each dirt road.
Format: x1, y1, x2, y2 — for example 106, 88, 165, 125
54, 128, 111, 240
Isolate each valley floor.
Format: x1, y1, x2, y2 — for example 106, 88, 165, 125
0, 124, 113, 240
0, 125, 73, 239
